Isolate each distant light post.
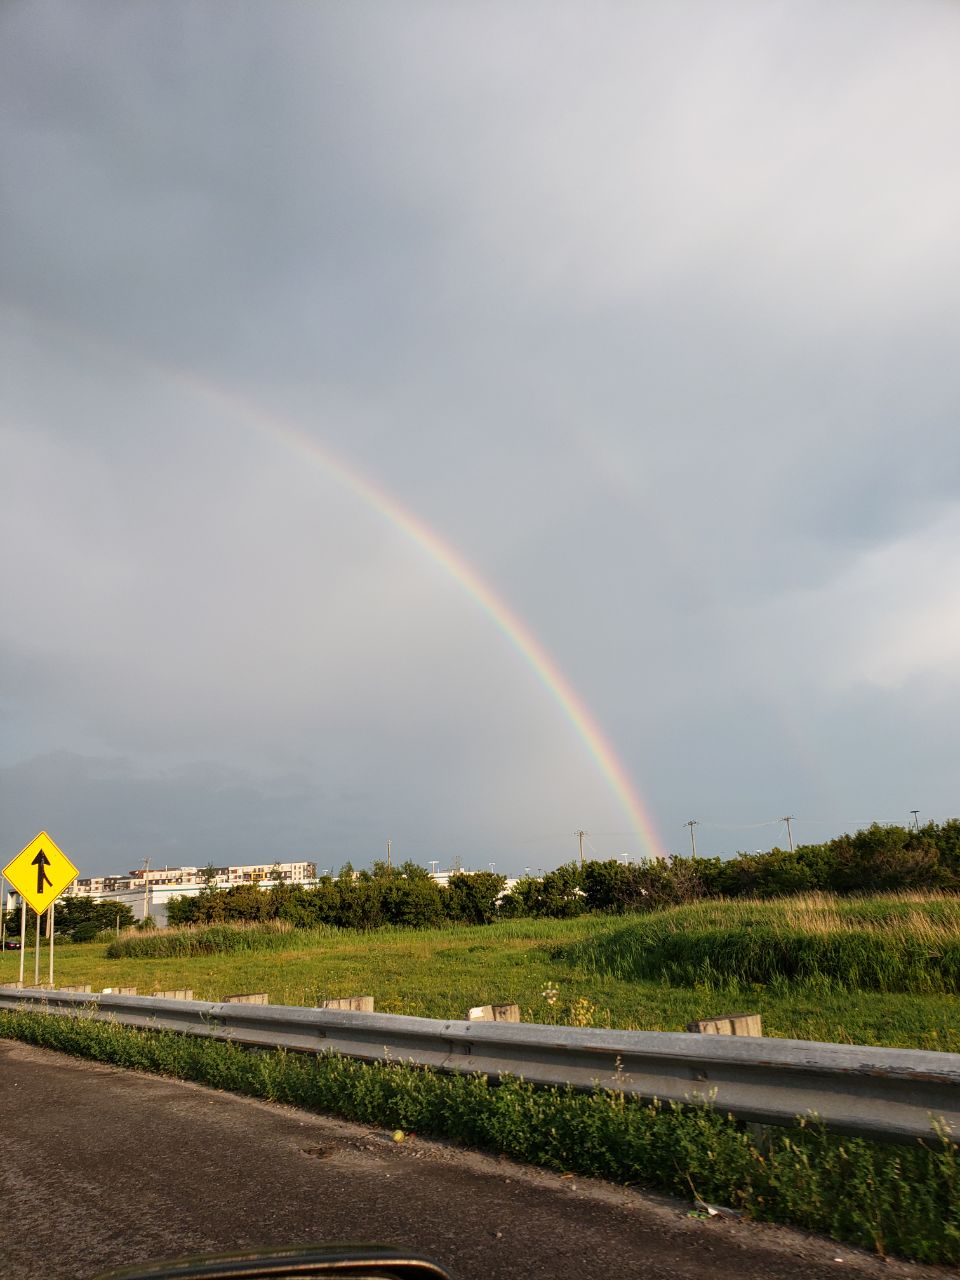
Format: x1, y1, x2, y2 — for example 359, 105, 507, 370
910, 810, 920, 833
685, 820, 699, 859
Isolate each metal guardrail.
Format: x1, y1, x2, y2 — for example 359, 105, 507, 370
0, 987, 957, 1144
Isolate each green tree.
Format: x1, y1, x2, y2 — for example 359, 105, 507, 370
531, 864, 585, 917
43, 896, 136, 941
445, 871, 507, 924
166, 894, 201, 926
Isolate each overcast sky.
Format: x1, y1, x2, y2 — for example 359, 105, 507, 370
2, 1, 959, 876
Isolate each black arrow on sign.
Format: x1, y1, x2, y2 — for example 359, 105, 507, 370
32, 849, 53, 896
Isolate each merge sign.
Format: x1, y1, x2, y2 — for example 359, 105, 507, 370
3, 831, 78, 915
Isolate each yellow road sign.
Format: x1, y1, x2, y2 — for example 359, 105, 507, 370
3, 831, 78, 915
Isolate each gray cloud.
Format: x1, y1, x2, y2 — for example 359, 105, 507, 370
2, 1, 959, 872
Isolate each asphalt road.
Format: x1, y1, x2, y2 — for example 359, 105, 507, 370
0, 1039, 948, 1280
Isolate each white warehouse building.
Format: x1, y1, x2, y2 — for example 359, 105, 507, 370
57, 861, 317, 928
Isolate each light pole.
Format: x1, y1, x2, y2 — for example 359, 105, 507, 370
685, 820, 699, 859
910, 810, 920, 833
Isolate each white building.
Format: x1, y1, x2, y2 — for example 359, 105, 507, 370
57, 861, 317, 927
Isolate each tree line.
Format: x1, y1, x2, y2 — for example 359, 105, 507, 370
163, 820, 960, 930
2, 896, 135, 942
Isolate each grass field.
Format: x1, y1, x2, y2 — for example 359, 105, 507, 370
8, 894, 960, 1052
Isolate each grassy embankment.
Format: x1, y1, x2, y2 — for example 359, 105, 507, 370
7, 892, 960, 1051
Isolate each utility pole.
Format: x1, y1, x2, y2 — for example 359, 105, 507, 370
685, 820, 699, 859
910, 810, 920, 833
574, 830, 587, 866
781, 816, 795, 853
386, 839, 392, 869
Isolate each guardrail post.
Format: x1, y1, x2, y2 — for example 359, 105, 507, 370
467, 1004, 521, 1023
687, 1013, 762, 1036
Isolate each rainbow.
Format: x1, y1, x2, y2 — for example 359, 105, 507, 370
3, 304, 666, 860
171, 374, 666, 861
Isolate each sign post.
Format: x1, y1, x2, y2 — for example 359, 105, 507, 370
3, 832, 78, 990
18, 899, 25, 986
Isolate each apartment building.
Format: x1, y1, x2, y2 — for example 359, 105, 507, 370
56, 860, 317, 926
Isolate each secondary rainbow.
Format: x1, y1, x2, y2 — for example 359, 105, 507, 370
174, 374, 666, 862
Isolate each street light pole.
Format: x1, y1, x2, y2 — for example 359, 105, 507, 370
685, 820, 699, 859
910, 810, 920, 833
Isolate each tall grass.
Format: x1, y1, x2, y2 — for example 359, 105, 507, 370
106, 915, 594, 960
106, 920, 340, 959
0, 1007, 956, 1264
563, 893, 960, 994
